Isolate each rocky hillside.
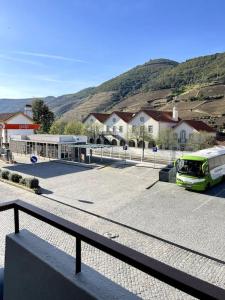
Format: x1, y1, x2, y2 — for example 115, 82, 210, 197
1, 52, 225, 130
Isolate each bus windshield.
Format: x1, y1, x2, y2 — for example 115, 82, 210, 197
176, 159, 204, 177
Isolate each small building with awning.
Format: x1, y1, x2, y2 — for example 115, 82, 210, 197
9, 134, 113, 164
0, 105, 40, 146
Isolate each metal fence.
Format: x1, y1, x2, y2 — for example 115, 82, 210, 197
92, 147, 189, 165
0, 200, 224, 299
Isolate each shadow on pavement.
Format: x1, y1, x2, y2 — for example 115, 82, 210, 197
40, 188, 53, 195
204, 180, 225, 198
3, 161, 89, 179
111, 162, 136, 169
78, 200, 94, 204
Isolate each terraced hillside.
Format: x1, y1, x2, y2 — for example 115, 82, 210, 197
1, 52, 225, 130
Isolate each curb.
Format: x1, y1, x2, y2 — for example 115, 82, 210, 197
0, 178, 41, 194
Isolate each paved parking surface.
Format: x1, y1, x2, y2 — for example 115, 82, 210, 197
4, 158, 160, 215
1, 157, 225, 298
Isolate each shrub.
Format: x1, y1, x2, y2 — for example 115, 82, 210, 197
9, 173, 22, 183
19, 177, 26, 185
34, 187, 41, 195
25, 177, 39, 189
1, 170, 10, 180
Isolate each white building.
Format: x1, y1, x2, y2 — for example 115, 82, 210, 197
128, 108, 180, 147
0, 105, 40, 146
83, 113, 109, 131
9, 134, 87, 160
103, 111, 135, 145
82, 106, 216, 149
173, 119, 217, 144
83, 113, 109, 143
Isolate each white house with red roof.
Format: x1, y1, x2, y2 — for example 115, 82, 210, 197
173, 119, 216, 144
82, 106, 216, 148
83, 113, 109, 130
0, 105, 40, 146
83, 113, 109, 143
103, 111, 136, 145
129, 108, 180, 137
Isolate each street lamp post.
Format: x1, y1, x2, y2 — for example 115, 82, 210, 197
142, 127, 145, 160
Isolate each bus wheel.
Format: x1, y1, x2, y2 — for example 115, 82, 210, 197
206, 183, 211, 191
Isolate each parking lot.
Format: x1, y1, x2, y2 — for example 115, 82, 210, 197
1, 157, 225, 298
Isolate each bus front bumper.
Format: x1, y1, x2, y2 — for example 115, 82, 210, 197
176, 177, 207, 191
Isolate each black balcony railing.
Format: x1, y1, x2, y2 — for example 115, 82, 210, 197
0, 200, 225, 299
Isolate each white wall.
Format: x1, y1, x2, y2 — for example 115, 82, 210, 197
173, 122, 216, 143
104, 113, 129, 139
174, 122, 197, 143
129, 112, 159, 139
2, 114, 34, 144
84, 115, 105, 132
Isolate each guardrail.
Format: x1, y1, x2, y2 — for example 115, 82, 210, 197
0, 200, 225, 299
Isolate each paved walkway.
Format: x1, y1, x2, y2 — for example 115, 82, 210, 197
0, 182, 189, 300
1, 157, 225, 298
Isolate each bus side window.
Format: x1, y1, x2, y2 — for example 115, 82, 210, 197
215, 157, 220, 168
222, 155, 225, 165
209, 158, 214, 170
218, 155, 224, 166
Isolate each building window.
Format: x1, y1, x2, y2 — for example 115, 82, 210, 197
113, 117, 116, 123
113, 126, 117, 133
90, 118, 94, 123
106, 125, 110, 132
132, 125, 136, 133
119, 126, 123, 133
148, 125, 153, 133
180, 130, 186, 142
140, 116, 144, 123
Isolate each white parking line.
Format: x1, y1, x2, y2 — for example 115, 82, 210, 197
192, 198, 212, 212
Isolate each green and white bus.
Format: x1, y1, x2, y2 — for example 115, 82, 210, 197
175, 147, 225, 191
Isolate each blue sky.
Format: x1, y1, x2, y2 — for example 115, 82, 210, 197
1, 0, 225, 98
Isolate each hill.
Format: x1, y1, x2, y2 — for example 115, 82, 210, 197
1, 52, 225, 130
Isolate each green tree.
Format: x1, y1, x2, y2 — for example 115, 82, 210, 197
128, 126, 154, 145
64, 121, 86, 135
84, 123, 103, 140
49, 120, 67, 134
188, 132, 215, 150
157, 128, 178, 149
32, 99, 55, 133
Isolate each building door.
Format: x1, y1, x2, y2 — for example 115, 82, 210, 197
180, 130, 186, 143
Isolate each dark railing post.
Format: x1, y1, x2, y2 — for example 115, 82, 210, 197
76, 237, 81, 274
14, 207, 19, 234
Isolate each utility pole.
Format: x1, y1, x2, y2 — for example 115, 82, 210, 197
142, 127, 145, 160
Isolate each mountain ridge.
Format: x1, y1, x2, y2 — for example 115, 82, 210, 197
1, 52, 225, 130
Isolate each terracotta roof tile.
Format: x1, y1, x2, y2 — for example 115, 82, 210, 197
179, 119, 216, 133
0, 113, 18, 122
112, 111, 136, 122
84, 113, 110, 123
142, 110, 181, 123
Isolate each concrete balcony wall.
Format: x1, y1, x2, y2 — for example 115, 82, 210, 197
3, 230, 138, 300
0, 269, 3, 300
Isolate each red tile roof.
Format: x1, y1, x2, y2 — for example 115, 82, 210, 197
141, 110, 181, 123
0, 112, 34, 122
0, 113, 18, 122
175, 120, 216, 133
112, 111, 136, 122
84, 113, 110, 123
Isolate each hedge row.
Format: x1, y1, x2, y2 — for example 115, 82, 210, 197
0, 169, 40, 193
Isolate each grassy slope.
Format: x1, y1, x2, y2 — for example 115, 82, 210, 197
57, 53, 225, 122
1, 52, 225, 127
